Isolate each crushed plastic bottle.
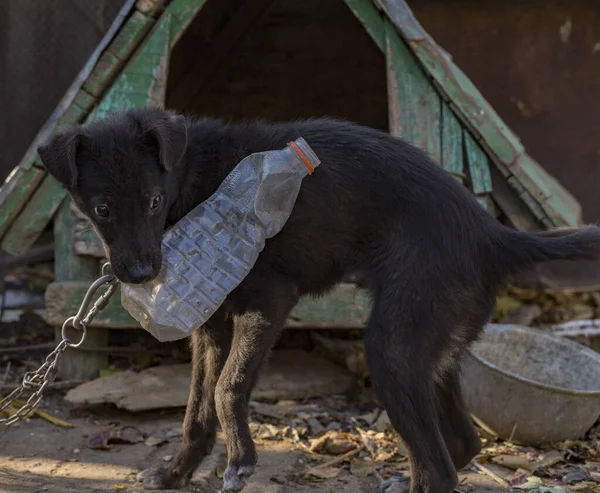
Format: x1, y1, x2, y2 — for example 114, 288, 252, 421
121, 138, 321, 342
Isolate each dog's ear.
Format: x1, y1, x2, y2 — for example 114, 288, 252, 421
37, 129, 84, 189
143, 113, 188, 172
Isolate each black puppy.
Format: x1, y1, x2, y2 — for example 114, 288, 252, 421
38, 108, 600, 493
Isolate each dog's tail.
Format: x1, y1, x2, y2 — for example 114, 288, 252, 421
500, 225, 600, 274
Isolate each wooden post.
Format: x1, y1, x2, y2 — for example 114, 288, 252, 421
53, 198, 108, 380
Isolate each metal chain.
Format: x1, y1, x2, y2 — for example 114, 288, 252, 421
0, 263, 117, 427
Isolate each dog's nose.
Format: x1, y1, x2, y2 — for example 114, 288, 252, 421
126, 263, 155, 284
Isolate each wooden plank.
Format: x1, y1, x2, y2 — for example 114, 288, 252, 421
70, 201, 105, 257
464, 132, 493, 196
377, 0, 581, 228
167, 0, 211, 48
88, 14, 172, 121
440, 102, 464, 182
1, 176, 67, 256
344, 0, 385, 52
83, 12, 154, 97
385, 20, 441, 162
0, 167, 45, 241
52, 199, 106, 381
54, 200, 99, 281
288, 284, 371, 329
58, 90, 97, 128
489, 165, 541, 231
45, 282, 372, 330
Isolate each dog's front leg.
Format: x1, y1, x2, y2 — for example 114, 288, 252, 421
216, 277, 299, 492
140, 308, 233, 489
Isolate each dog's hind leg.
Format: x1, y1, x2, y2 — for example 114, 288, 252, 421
365, 294, 460, 493
140, 307, 233, 490
435, 361, 481, 471
216, 275, 299, 493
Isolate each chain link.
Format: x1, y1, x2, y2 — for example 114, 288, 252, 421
0, 264, 117, 427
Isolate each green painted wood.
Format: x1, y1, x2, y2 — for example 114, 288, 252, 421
52, 199, 107, 380
440, 102, 464, 182
1, 176, 67, 256
45, 282, 372, 330
54, 200, 99, 281
385, 20, 440, 162
88, 14, 172, 121
166, 0, 211, 48
0, 167, 45, 241
73, 221, 105, 258
377, 0, 581, 227
83, 12, 154, 97
59, 90, 97, 128
343, 0, 385, 52
464, 132, 492, 196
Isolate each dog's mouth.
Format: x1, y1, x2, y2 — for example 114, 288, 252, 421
109, 257, 162, 285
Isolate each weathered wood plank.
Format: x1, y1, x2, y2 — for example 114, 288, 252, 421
489, 165, 540, 231
440, 102, 464, 182
70, 201, 105, 257
343, 0, 385, 52
53, 199, 106, 381
45, 282, 372, 330
377, 0, 581, 228
167, 0, 211, 48
58, 90, 97, 128
88, 14, 172, 121
464, 132, 493, 196
83, 12, 154, 97
1, 176, 67, 256
54, 200, 98, 281
0, 167, 45, 241
385, 20, 441, 162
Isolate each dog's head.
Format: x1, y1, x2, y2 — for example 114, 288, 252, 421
38, 108, 188, 284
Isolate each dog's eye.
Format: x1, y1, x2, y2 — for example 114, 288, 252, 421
93, 205, 109, 218
150, 195, 162, 211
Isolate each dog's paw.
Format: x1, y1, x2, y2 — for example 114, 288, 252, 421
219, 464, 255, 492
137, 467, 189, 490
380, 473, 410, 493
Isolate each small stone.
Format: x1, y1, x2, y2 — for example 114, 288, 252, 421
73, 448, 80, 454
165, 428, 182, 439
563, 467, 589, 484
41, 488, 48, 492
326, 421, 342, 431
162, 454, 174, 462
145, 436, 167, 447
307, 418, 324, 435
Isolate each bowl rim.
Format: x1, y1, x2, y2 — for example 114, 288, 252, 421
466, 323, 600, 397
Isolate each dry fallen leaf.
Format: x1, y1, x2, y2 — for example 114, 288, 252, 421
515, 475, 544, 490
325, 437, 356, 455
87, 425, 145, 450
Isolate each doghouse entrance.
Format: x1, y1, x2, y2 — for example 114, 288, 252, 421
165, 0, 388, 129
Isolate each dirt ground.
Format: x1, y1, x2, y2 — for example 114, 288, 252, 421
0, 393, 509, 493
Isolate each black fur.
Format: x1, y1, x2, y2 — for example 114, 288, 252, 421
38, 108, 600, 493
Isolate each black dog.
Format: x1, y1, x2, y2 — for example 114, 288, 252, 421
38, 108, 600, 493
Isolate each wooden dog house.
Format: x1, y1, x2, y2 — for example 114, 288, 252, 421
0, 0, 582, 379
